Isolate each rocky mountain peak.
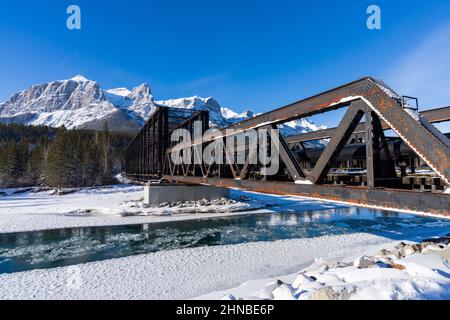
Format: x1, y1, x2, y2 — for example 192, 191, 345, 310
70, 75, 90, 83
0, 76, 326, 135
240, 110, 254, 118
131, 83, 152, 99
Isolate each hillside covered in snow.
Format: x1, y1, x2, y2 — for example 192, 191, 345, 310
0, 75, 325, 134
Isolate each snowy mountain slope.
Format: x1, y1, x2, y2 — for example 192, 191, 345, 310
0, 75, 326, 135
0, 76, 156, 133
155, 96, 243, 128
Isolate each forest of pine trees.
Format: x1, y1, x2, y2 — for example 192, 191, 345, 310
0, 123, 133, 188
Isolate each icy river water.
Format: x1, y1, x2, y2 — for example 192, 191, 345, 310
1, 207, 450, 274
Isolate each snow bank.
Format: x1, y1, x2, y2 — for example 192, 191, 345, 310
200, 237, 450, 300
120, 197, 268, 216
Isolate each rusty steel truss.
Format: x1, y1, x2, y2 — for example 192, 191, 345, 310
125, 106, 209, 180
126, 77, 450, 216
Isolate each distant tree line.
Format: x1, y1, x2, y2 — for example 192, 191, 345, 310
0, 123, 133, 188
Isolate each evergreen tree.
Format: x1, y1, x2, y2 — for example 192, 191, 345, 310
15, 139, 30, 185
28, 143, 46, 186
99, 122, 114, 183
0, 141, 17, 187
0, 123, 132, 188
45, 129, 82, 188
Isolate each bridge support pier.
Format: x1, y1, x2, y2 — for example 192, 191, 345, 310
144, 183, 230, 206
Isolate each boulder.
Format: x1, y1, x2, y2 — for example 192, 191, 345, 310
220, 294, 237, 300
292, 274, 316, 289
403, 246, 415, 256
354, 255, 377, 269
57, 188, 77, 195
421, 241, 436, 248
422, 244, 444, 253
308, 286, 356, 300
395, 242, 407, 250
315, 273, 346, 284
303, 258, 330, 273
257, 281, 281, 300
403, 244, 421, 256
377, 256, 394, 266
392, 263, 406, 271
435, 247, 450, 264
329, 261, 352, 269
387, 249, 404, 260
272, 284, 296, 300
375, 249, 390, 258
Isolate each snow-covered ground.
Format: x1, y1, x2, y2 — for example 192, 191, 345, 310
0, 185, 343, 234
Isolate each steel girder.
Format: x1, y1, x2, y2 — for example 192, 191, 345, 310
285, 106, 450, 144
125, 107, 208, 179
163, 175, 450, 216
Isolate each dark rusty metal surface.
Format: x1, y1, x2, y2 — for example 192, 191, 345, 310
125, 107, 208, 178
215, 76, 450, 184
272, 125, 306, 180
308, 103, 365, 184
362, 82, 450, 185
286, 106, 450, 144
164, 175, 450, 216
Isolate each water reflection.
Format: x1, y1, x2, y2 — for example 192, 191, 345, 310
0, 207, 449, 274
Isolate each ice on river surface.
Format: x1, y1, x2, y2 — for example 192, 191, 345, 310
1, 207, 450, 274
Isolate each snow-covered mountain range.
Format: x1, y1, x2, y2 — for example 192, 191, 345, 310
0, 75, 326, 135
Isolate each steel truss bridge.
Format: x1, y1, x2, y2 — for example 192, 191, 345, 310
125, 78, 450, 216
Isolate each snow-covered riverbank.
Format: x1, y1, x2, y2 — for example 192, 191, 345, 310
198, 236, 450, 300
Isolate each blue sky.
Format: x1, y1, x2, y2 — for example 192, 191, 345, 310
1, 0, 450, 127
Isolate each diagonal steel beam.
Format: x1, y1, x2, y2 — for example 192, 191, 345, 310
308, 103, 366, 184
272, 125, 306, 181
361, 82, 450, 186
166, 78, 374, 153
285, 106, 450, 144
